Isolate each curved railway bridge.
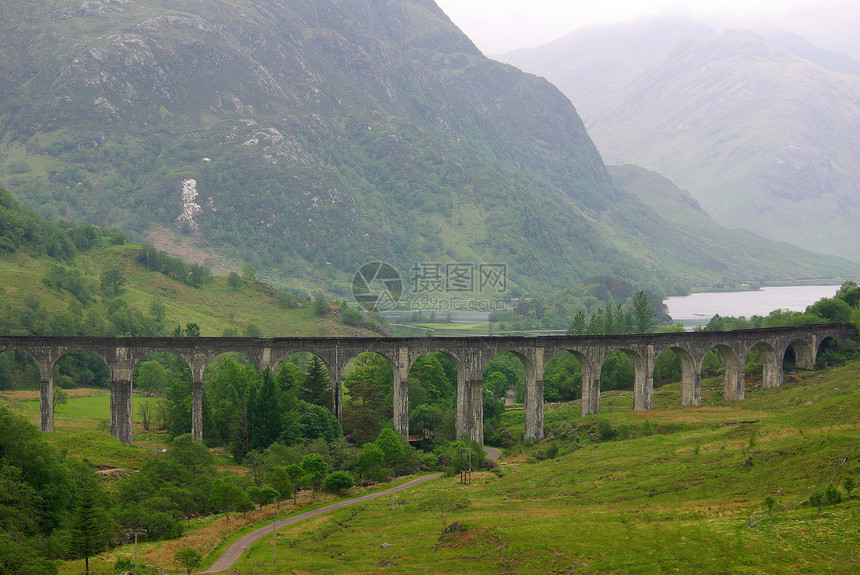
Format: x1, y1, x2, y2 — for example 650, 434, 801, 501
1, 323, 854, 445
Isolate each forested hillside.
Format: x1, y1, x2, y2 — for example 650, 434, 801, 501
0, 1, 854, 295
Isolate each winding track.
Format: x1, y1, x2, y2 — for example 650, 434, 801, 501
200, 448, 501, 573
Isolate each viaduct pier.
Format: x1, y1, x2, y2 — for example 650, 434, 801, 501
1, 323, 854, 445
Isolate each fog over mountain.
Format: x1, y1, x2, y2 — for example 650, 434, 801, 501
500, 16, 860, 263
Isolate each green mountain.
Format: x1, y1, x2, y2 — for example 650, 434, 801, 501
0, 2, 856, 295
501, 20, 860, 263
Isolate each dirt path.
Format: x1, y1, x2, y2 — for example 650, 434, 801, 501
199, 448, 501, 573
484, 446, 502, 462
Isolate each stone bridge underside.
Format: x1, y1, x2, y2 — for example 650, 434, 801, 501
1, 323, 854, 445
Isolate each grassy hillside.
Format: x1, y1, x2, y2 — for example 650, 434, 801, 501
220, 364, 860, 573
0, 242, 384, 338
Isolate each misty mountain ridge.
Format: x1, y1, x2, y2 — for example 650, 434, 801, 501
500, 17, 860, 263
0, 1, 856, 298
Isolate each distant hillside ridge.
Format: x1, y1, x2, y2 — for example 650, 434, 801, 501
500, 17, 860, 263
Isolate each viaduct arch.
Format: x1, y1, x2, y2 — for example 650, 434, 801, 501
1, 323, 854, 445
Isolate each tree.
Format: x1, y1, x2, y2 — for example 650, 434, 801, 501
266, 467, 294, 509
343, 354, 388, 444
149, 298, 166, 323
242, 264, 256, 282
632, 290, 656, 334
67, 466, 113, 574
210, 477, 244, 522
244, 323, 263, 338
313, 292, 328, 316
375, 428, 405, 469
355, 442, 386, 482
409, 355, 450, 405
409, 403, 444, 438
0, 406, 77, 531
259, 485, 279, 507
138, 399, 153, 430
247, 484, 278, 511
323, 471, 355, 492
567, 310, 587, 335
285, 464, 303, 504
174, 548, 203, 575
236, 492, 254, 518
297, 402, 342, 443
300, 453, 328, 500
483, 371, 509, 399
837, 281, 860, 307
137, 360, 169, 396
100, 268, 126, 297
173, 323, 201, 337
807, 297, 852, 323
227, 271, 242, 290
809, 487, 825, 514
483, 388, 505, 427
274, 361, 303, 396
169, 433, 215, 475
302, 356, 330, 407
246, 485, 262, 510
843, 475, 856, 497
252, 369, 283, 450
53, 386, 68, 415
0, 531, 58, 575
824, 483, 842, 505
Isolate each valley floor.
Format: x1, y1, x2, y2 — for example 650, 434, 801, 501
4, 362, 860, 574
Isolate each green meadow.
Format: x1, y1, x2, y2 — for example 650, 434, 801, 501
4, 362, 860, 574
228, 363, 860, 574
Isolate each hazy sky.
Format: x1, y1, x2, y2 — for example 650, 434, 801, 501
432, 0, 847, 54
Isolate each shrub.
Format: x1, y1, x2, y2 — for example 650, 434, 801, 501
763, 494, 777, 516
597, 419, 617, 440
174, 548, 202, 575
843, 475, 856, 497
809, 488, 825, 513
824, 483, 842, 505
323, 471, 355, 493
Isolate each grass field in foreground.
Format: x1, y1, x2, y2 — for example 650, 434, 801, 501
14, 361, 860, 574
229, 362, 860, 574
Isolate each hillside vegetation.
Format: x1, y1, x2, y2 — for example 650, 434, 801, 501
217, 363, 860, 574
0, 187, 383, 339
3, 361, 856, 574
0, 2, 855, 295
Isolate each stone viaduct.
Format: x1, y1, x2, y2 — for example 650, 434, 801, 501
0, 323, 854, 445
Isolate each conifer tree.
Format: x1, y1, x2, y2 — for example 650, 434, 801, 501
68, 466, 113, 574
252, 369, 283, 450
302, 356, 330, 407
